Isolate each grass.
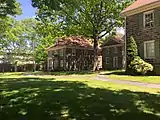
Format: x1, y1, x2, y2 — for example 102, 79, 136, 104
27, 71, 97, 76
0, 73, 160, 120
101, 70, 160, 84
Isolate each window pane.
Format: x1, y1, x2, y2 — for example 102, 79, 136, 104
145, 41, 155, 58
106, 57, 109, 64
144, 12, 154, 28
60, 60, 63, 67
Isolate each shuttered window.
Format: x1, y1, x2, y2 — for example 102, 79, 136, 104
143, 11, 154, 28
144, 40, 155, 58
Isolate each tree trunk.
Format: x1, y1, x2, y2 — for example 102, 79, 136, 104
92, 35, 99, 71
33, 56, 36, 72
14, 65, 17, 72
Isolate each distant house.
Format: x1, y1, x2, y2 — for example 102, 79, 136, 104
46, 36, 102, 71
0, 53, 34, 72
102, 35, 125, 70
121, 0, 160, 74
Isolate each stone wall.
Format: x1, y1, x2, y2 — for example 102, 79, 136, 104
102, 45, 124, 70
126, 7, 160, 74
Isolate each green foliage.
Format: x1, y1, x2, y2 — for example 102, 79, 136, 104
34, 19, 64, 63
126, 36, 153, 75
126, 36, 138, 61
0, 0, 22, 17
0, 0, 22, 54
32, 0, 132, 39
32, 0, 133, 70
0, 18, 38, 66
128, 56, 153, 75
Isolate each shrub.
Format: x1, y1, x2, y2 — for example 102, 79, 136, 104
128, 56, 153, 75
126, 36, 138, 62
126, 36, 153, 75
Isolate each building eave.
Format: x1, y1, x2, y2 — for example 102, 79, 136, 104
121, 1, 160, 17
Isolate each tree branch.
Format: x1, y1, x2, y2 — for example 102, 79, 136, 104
98, 22, 116, 39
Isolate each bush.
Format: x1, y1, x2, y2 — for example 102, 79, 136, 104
126, 36, 138, 60
126, 36, 153, 75
128, 56, 153, 75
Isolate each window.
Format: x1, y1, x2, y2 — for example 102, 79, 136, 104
59, 49, 64, 56
106, 47, 109, 54
49, 59, 53, 68
144, 11, 154, 28
60, 60, 63, 67
113, 46, 118, 53
72, 48, 76, 56
113, 56, 118, 68
106, 57, 109, 64
144, 40, 155, 58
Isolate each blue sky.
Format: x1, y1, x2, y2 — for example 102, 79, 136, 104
16, 0, 36, 20
15, 0, 124, 34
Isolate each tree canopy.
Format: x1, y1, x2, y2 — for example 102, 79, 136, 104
0, 0, 22, 17
32, 0, 133, 71
0, 18, 39, 71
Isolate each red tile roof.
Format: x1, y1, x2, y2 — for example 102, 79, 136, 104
122, 0, 159, 14
54, 36, 92, 48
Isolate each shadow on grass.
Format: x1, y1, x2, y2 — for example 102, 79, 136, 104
100, 71, 126, 76
0, 77, 160, 120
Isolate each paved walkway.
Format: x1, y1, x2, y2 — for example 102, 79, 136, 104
95, 75, 160, 89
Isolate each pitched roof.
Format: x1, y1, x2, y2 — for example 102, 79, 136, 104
55, 36, 92, 47
46, 36, 92, 50
121, 0, 160, 14
101, 35, 124, 47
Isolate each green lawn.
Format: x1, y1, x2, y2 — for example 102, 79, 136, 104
101, 70, 160, 84
0, 73, 160, 120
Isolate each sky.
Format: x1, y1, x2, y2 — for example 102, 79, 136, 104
16, 0, 36, 20
15, 0, 124, 34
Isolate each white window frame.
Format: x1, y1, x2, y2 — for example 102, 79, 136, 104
143, 10, 154, 28
113, 56, 118, 68
144, 40, 155, 59
106, 47, 109, 54
114, 46, 118, 53
106, 57, 109, 64
60, 60, 63, 68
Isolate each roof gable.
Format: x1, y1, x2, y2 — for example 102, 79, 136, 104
102, 35, 124, 47
121, 0, 160, 16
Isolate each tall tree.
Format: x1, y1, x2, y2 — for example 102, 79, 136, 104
0, 18, 39, 71
34, 19, 64, 65
32, 0, 133, 71
0, 0, 22, 17
0, 0, 22, 52
21, 18, 38, 71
